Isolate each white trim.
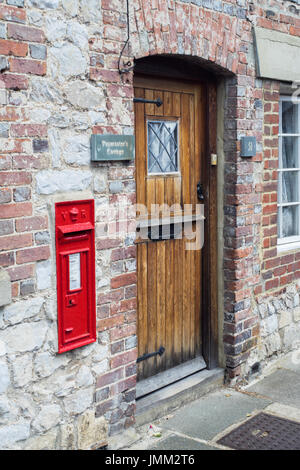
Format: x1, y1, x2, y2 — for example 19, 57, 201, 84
277, 240, 300, 253
278, 95, 300, 244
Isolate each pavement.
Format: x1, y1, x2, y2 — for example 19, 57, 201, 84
117, 349, 300, 450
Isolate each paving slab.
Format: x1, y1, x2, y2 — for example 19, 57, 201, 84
247, 368, 300, 409
151, 434, 219, 451
160, 389, 271, 441
277, 354, 300, 374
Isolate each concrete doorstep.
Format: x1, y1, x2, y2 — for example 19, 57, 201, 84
109, 350, 300, 451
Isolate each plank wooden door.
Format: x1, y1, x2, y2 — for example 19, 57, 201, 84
134, 76, 206, 382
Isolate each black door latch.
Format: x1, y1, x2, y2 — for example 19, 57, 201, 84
137, 346, 165, 363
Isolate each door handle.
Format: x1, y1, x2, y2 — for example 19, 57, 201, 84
197, 182, 205, 201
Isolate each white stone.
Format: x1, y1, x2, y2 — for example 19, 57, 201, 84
34, 351, 69, 379
94, 174, 107, 193
27, 10, 43, 27
66, 22, 88, 50
30, 78, 63, 104
36, 260, 52, 291
36, 169, 92, 195
49, 128, 61, 168
283, 323, 300, 350
44, 297, 57, 322
89, 111, 105, 125
263, 332, 281, 357
76, 366, 94, 387
0, 269, 12, 307
78, 411, 107, 450
3, 297, 44, 326
12, 354, 33, 388
92, 359, 108, 376
64, 81, 105, 110
49, 44, 87, 82
2, 321, 48, 353
0, 360, 10, 393
0, 340, 6, 357
24, 429, 57, 450
32, 405, 61, 433
0, 397, 10, 416
261, 314, 278, 337
63, 135, 90, 166
0, 421, 30, 448
62, 0, 79, 17
45, 17, 67, 42
278, 310, 292, 330
92, 344, 109, 362
294, 307, 300, 322
28, 0, 60, 8
80, 0, 102, 22
64, 388, 93, 415
0, 90, 7, 106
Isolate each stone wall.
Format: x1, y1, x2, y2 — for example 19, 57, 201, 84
1, 0, 300, 449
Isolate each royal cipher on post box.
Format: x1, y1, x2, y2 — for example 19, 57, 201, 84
55, 200, 96, 353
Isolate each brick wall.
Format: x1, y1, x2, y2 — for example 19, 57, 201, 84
1, 0, 300, 449
0, 1, 50, 300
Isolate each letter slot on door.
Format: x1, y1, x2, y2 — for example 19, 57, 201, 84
55, 200, 96, 353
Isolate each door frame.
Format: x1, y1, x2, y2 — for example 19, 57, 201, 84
133, 73, 219, 372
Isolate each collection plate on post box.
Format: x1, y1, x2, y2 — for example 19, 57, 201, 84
91, 134, 135, 162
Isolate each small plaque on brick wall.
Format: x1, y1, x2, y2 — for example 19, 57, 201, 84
240, 136, 256, 157
91, 135, 135, 162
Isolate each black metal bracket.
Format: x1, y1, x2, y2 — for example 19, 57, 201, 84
133, 97, 163, 107
137, 346, 165, 363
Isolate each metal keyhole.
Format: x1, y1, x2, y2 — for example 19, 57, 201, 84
197, 182, 205, 201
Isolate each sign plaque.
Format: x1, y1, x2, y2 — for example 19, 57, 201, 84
91, 135, 135, 162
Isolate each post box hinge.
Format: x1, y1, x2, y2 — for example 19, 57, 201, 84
137, 346, 165, 363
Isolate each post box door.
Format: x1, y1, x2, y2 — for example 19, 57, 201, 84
55, 200, 96, 353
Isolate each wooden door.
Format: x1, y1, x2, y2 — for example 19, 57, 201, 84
134, 76, 207, 382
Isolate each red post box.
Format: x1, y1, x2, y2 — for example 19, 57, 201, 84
55, 199, 96, 353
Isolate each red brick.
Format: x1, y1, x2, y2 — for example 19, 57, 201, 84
10, 124, 47, 138
15, 216, 48, 232
0, 252, 14, 267
0, 171, 31, 186
0, 202, 32, 219
96, 238, 122, 250
16, 245, 50, 264
0, 5, 26, 24
0, 39, 28, 57
111, 272, 137, 289
98, 288, 124, 305
0, 233, 32, 251
7, 263, 35, 282
110, 349, 137, 369
7, 24, 45, 43
97, 314, 125, 332
110, 323, 136, 341
96, 368, 124, 389
9, 58, 46, 76
12, 155, 47, 170
110, 376, 136, 395
0, 73, 28, 90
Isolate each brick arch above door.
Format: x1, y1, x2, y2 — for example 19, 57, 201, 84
130, 0, 251, 77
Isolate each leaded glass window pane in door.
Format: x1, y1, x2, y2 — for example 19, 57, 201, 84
147, 120, 179, 174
